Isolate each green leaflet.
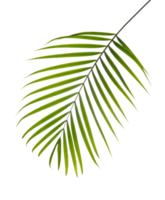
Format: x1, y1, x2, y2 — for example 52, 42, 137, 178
70, 112, 85, 175
66, 121, 80, 178
30, 52, 101, 60
57, 139, 62, 170
38, 44, 105, 50
71, 31, 115, 37
47, 138, 61, 173
62, 130, 70, 177
41, 31, 115, 47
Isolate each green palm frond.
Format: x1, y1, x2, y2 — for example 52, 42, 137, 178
17, 1, 151, 176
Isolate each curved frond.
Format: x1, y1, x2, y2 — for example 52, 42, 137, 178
17, 30, 150, 176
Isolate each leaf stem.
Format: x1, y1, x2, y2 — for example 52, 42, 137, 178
116, 0, 153, 36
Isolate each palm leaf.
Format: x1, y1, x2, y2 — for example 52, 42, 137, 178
17, 1, 151, 176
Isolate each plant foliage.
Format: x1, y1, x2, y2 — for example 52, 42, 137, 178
17, 31, 150, 176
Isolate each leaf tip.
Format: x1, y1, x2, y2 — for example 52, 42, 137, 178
19, 77, 24, 81
36, 156, 42, 159
16, 102, 21, 105
13, 126, 18, 129
20, 59, 28, 62
30, 149, 35, 154
150, 85, 155, 89
99, 167, 103, 171
134, 99, 139, 102
127, 122, 132, 126
24, 142, 29, 148
17, 89, 22, 92
48, 167, 55, 172
99, 158, 107, 167
149, 95, 154, 99
29, 49, 34, 53
149, 74, 154, 79
38, 44, 46, 48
